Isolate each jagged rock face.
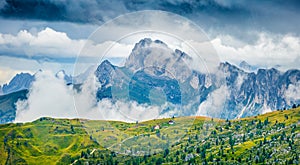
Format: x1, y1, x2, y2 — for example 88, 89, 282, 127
125, 38, 192, 83
219, 63, 300, 118
0, 90, 28, 124
95, 60, 116, 99
128, 70, 181, 105
95, 38, 300, 119
95, 60, 115, 87
1, 73, 34, 95
95, 39, 201, 113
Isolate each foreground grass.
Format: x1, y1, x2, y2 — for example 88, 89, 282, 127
0, 107, 299, 164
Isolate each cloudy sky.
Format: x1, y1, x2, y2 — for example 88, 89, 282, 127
0, 0, 300, 84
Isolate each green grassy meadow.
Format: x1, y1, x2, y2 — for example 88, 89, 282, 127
0, 107, 299, 164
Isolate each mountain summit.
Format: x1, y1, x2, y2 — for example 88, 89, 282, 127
95, 38, 191, 107
1, 73, 34, 95
125, 38, 192, 82
239, 61, 256, 72
95, 38, 300, 119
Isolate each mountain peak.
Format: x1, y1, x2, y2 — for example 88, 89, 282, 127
132, 38, 152, 50
219, 62, 242, 72
96, 60, 115, 72
125, 38, 171, 71
239, 61, 250, 67
102, 59, 110, 64
239, 61, 257, 72
174, 49, 191, 60
2, 72, 34, 95
95, 60, 115, 86
132, 38, 168, 51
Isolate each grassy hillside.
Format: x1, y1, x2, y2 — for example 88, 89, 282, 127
0, 107, 299, 164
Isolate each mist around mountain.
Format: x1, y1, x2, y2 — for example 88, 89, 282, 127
0, 70, 73, 123
94, 38, 300, 119
0, 90, 28, 123
0, 38, 299, 123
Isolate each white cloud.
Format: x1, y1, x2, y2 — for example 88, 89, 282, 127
14, 71, 172, 123
285, 82, 300, 105
73, 74, 170, 122
14, 70, 77, 122
80, 100, 162, 122
212, 32, 300, 71
0, 27, 133, 59
82, 40, 133, 58
0, 28, 84, 57
196, 85, 229, 118
78, 10, 216, 68
1, 11, 300, 74
0, 55, 76, 84
180, 40, 220, 73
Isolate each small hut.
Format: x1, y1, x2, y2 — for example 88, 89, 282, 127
168, 120, 174, 125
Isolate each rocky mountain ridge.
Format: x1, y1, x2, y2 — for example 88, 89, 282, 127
95, 38, 300, 119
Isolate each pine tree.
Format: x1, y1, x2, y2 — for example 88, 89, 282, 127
163, 148, 169, 158
264, 118, 269, 126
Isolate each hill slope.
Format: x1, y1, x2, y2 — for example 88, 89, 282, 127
0, 107, 299, 164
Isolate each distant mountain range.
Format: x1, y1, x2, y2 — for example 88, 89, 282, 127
0, 38, 299, 123
94, 38, 300, 119
0, 70, 73, 96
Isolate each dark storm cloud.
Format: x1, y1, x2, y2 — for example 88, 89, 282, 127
0, 0, 105, 23
0, 0, 300, 36
0, 0, 248, 23
1, 0, 66, 21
